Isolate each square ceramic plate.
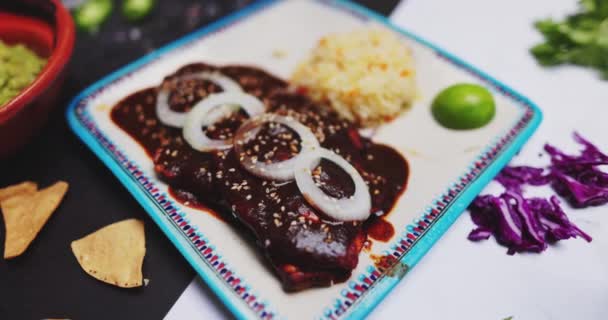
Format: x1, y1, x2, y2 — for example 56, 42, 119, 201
67, 0, 541, 319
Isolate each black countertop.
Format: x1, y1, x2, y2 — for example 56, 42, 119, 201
0, 1, 399, 319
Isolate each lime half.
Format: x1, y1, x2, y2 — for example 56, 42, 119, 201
431, 83, 496, 130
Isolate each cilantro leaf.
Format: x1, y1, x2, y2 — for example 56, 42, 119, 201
531, 0, 608, 78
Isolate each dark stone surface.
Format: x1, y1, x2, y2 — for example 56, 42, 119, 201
0, 1, 398, 319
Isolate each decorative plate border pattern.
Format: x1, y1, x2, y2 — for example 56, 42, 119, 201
67, 0, 542, 319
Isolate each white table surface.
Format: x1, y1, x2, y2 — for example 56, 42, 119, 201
166, 1, 608, 319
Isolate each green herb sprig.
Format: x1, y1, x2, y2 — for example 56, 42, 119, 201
531, 0, 608, 79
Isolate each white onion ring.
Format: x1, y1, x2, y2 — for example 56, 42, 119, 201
294, 148, 371, 221
156, 72, 242, 128
202, 104, 241, 127
183, 92, 265, 152
234, 114, 320, 181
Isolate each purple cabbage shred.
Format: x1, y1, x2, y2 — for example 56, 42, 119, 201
545, 133, 608, 207
468, 132, 602, 254
495, 166, 552, 192
468, 192, 591, 254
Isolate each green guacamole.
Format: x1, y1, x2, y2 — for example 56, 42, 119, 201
0, 41, 47, 107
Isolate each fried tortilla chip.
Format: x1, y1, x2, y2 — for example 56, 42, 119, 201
71, 219, 146, 288
0, 181, 37, 202
2, 181, 69, 259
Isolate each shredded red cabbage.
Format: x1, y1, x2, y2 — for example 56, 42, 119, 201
545, 133, 608, 207
468, 192, 591, 254
495, 166, 552, 192
468, 132, 602, 254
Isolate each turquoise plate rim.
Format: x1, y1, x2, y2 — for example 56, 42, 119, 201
66, 0, 542, 319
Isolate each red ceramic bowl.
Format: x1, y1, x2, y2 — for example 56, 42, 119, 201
0, 0, 75, 158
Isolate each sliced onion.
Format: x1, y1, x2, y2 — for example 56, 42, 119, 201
295, 148, 371, 221
202, 104, 241, 126
183, 92, 265, 152
156, 72, 242, 128
234, 114, 320, 181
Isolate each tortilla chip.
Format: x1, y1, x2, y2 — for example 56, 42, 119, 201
2, 181, 69, 259
0, 181, 37, 202
71, 219, 146, 288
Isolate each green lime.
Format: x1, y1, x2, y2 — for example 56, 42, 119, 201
122, 0, 155, 22
74, 0, 113, 32
431, 83, 496, 130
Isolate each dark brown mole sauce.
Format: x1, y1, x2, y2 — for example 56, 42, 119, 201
363, 143, 409, 242
110, 63, 409, 290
